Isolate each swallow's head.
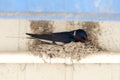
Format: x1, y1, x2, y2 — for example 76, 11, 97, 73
74, 29, 88, 43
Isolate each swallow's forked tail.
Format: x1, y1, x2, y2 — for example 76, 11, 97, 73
26, 33, 41, 38
26, 33, 53, 40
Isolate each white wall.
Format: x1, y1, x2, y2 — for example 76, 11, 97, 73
0, 19, 30, 51
98, 22, 120, 51
0, 64, 120, 80
0, 19, 120, 80
0, 19, 120, 52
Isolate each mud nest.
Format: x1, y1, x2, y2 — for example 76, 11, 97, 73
28, 40, 100, 60
28, 20, 102, 60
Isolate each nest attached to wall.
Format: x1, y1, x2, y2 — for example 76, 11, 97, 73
28, 20, 102, 60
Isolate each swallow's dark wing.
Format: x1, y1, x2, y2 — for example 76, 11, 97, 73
52, 32, 74, 43
26, 31, 74, 43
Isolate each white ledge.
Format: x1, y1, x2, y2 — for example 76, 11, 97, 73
0, 52, 120, 63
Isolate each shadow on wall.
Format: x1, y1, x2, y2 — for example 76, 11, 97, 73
27, 20, 103, 60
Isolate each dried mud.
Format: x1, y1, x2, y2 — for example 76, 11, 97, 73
28, 20, 102, 60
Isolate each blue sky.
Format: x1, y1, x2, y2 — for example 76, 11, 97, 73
0, 0, 120, 13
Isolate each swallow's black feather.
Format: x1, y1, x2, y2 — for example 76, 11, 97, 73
26, 29, 88, 43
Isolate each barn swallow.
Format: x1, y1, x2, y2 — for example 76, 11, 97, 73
26, 29, 88, 44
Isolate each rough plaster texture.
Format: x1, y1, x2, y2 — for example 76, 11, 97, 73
98, 22, 120, 52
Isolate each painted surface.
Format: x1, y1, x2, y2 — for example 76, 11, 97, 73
0, 64, 120, 80
1, 19, 120, 52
